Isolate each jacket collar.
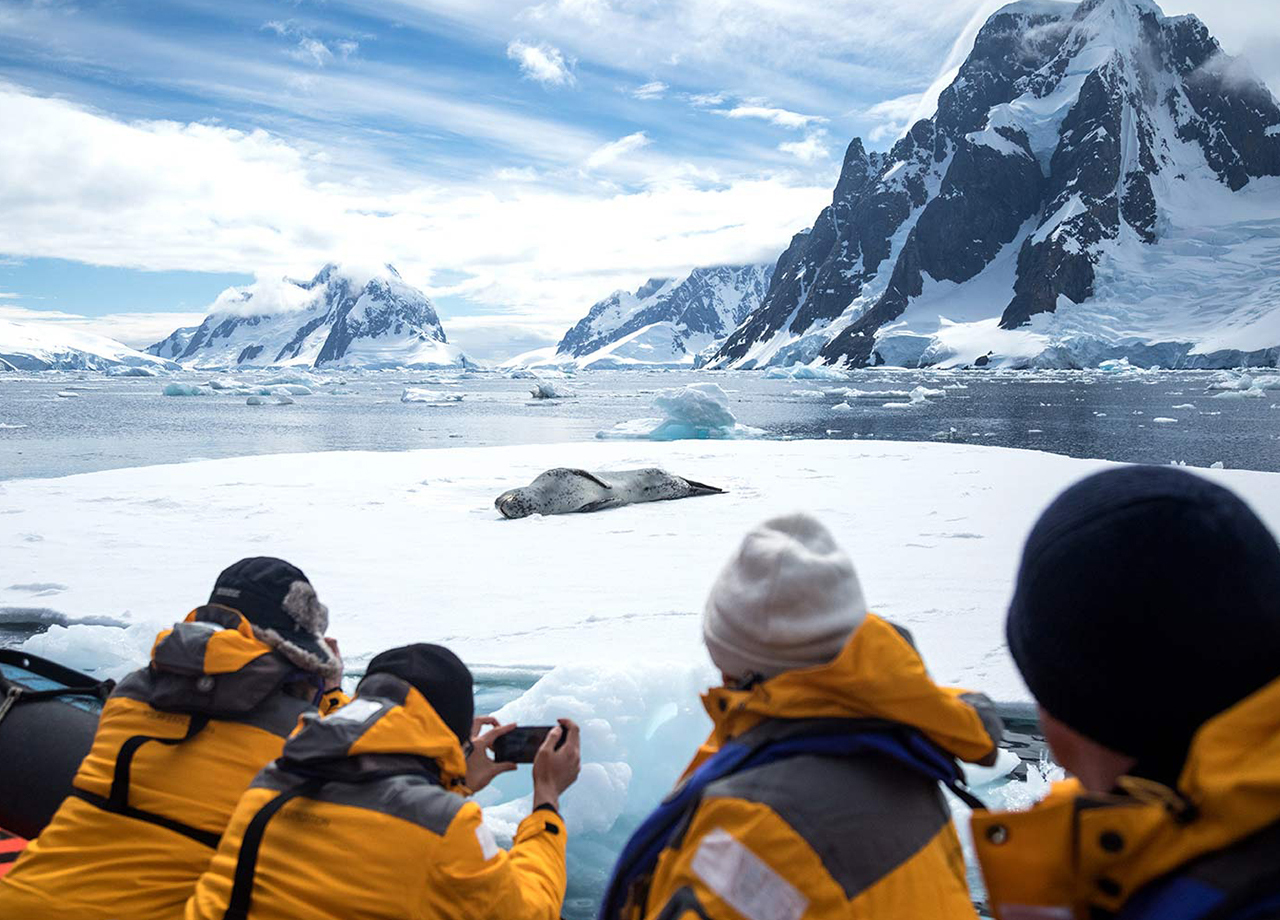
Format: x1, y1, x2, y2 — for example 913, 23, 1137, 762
696, 613, 997, 770
973, 674, 1280, 919
280, 673, 469, 789
151, 605, 276, 676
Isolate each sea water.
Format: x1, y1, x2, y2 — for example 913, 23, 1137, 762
2, 367, 1279, 480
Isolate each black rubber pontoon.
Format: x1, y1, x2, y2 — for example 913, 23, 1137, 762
0, 649, 110, 838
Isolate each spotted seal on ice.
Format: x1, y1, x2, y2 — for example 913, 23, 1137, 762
495, 468, 725, 519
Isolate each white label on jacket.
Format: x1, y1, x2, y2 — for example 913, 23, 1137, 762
326, 698, 384, 723
691, 828, 808, 920
475, 824, 500, 861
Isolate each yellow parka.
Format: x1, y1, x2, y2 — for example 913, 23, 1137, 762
184, 670, 567, 920
635, 613, 1003, 920
0, 605, 338, 920
973, 674, 1280, 920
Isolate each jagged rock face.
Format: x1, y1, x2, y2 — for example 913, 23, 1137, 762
556, 265, 772, 367
712, 0, 1280, 370
151, 265, 465, 369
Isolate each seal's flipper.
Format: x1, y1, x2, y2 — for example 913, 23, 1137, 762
577, 498, 623, 513
566, 469, 613, 489
679, 477, 726, 496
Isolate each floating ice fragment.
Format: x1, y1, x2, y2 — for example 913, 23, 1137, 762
530, 382, 568, 400
106, 366, 158, 378
1153, 418, 1177, 424
763, 364, 849, 381
246, 396, 267, 406
162, 382, 206, 397
596, 383, 763, 440
402, 387, 465, 404
55, 391, 80, 399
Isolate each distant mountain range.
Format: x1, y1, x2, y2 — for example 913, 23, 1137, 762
511, 264, 772, 370
707, 0, 1280, 370
0, 318, 175, 373
147, 264, 468, 370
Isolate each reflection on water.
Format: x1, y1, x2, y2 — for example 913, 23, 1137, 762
2, 368, 1278, 479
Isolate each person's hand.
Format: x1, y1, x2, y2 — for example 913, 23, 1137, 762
467, 718, 518, 793
323, 637, 343, 687
532, 719, 580, 812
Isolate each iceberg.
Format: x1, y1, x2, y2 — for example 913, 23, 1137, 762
596, 383, 764, 440
162, 382, 206, 397
763, 364, 849, 381
402, 387, 465, 404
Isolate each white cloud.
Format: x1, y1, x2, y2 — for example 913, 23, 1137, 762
506, 40, 576, 86
688, 92, 726, 107
288, 37, 335, 67
779, 130, 831, 163
717, 105, 827, 129
440, 315, 565, 362
584, 131, 651, 170
862, 90, 929, 143
632, 81, 668, 100
0, 85, 828, 329
0, 304, 208, 348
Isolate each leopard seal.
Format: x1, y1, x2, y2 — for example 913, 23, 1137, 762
495, 468, 725, 519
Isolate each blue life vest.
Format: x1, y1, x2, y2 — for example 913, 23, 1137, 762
598, 723, 984, 920
1116, 818, 1280, 920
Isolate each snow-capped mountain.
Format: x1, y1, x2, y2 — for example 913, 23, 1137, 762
0, 318, 177, 372
149, 264, 468, 370
710, 0, 1280, 370
552, 265, 772, 369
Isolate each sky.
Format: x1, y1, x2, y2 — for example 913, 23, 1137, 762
0, 0, 1277, 361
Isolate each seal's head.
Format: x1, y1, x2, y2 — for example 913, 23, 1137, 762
495, 487, 534, 519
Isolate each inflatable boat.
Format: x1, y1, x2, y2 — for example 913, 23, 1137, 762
0, 649, 110, 857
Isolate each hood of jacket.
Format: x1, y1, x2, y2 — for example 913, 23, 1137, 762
973, 673, 1280, 920
691, 613, 999, 775
140, 604, 301, 715
278, 672, 469, 789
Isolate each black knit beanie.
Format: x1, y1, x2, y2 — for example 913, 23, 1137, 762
362, 644, 474, 745
1007, 466, 1280, 784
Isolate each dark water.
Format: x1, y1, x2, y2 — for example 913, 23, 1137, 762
2, 368, 1278, 479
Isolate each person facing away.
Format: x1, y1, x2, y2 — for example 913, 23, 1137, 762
974, 466, 1280, 920
183, 642, 581, 920
0, 556, 347, 920
601, 512, 1005, 920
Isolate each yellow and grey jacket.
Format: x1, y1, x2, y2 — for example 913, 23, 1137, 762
0, 604, 335, 920
974, 674, 1280, 920
184, 671, 567, 920
634, 613, 1002, 920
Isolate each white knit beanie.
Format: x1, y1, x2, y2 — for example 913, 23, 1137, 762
703, 513, 867, 681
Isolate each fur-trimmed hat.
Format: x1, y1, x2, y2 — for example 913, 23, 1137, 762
209, 557, 342, 685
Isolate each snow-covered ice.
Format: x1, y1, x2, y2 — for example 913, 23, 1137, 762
5, 439, 1279, 911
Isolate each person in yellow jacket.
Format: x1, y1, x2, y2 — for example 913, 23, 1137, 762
973, 466, 1280, 920
602, 512, 1004, 920
0, 556, 346, 920
184, 642, 582, 920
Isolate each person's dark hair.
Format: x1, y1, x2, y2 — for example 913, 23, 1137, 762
1007, 466, 1280, 784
